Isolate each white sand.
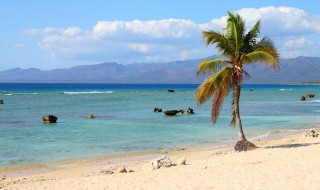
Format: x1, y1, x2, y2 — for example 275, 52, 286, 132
1, 131, 320, 190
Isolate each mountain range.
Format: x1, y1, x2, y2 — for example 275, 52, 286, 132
0, 56, 319, 84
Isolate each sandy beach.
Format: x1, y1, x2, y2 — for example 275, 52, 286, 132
1, 129, 320, 190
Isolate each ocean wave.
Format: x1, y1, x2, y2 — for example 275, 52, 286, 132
2, 92, 37, 95
279, 89, 293, 91
309, 100, 320, 103
63, 91, 113, 95
14, 92, 38, 95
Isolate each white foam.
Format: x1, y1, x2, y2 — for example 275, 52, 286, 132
63, 91, 113, 95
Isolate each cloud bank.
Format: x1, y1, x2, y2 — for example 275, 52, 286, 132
26, 6, 320, 64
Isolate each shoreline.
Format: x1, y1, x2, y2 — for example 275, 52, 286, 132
1, 127, 320, 190
0, 127, 315, 178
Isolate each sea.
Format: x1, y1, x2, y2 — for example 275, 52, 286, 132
0, 83, 320, 170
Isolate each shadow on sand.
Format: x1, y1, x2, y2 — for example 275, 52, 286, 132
263, 142, 320, 149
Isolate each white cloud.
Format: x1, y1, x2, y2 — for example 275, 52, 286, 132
26, 6, 320, 64
284, 38, 315, 49
237, 6, 320, 37
281, 37, 320, 58
128, 43, 152, 53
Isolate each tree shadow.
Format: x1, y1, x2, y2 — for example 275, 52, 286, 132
263, 142, 320, 149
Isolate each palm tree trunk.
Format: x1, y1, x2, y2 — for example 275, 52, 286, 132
233, 84, 257, 152
234, 84, 246, 141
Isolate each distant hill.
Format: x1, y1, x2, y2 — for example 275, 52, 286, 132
0, 56, 319, 84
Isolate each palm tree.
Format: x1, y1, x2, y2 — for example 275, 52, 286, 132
196, 12, 280, 151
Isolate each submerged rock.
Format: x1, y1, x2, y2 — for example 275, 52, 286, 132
0, 99, 3, 104
166, 90, 174, 93
42, 115, 58, 123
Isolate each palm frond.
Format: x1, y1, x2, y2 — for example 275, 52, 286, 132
226, 12, 245, 52
210, 87, 228, 124
255, 37, 280, 70
202, 31, 234, 57
241, 20, 261, 53
195, 66, 232, 105
195, 66, 233, 123
243, 51, 279, 71
196, 59, 228, 76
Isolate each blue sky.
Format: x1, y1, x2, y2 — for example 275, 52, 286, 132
0, 0, 319, 70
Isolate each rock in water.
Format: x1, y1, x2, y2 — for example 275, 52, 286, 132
154, 108, 162, 112
164, 110, 181, 116
181, 107, 194, 114
0, 99, 3, 104
87, 114, 96, 119
306, 94, 315, 98
42, 115, 58, 123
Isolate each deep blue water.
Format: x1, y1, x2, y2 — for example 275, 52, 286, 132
0, 83, 320, 169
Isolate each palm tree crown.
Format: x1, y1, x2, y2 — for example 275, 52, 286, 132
196, 12, 280, 151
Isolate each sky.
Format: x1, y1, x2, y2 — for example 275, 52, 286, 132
0, 0, 319, 70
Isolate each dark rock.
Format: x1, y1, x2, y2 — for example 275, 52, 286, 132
300, 96, 306, 101
306, 94, 315, 98
87, 114, 96, 119
154, 108, 162, 112
0, 99, 3, 104
164, 110, 181, 116
116, 166, 127, 173
166, 90, 174, 93
181, 107, 194, 114
42, 115, 58, 123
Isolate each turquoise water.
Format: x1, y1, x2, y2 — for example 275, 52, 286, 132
0, 83, 319, 169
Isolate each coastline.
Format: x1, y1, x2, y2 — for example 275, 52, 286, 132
0, 127, 311, 177
2, 127, 320, 189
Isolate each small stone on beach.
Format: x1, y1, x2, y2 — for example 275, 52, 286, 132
177, 157, 187, 165
305, 129, 319, 137
116, 166, 127, 173
151, 155, 176, 169
100, 170, 114, 175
